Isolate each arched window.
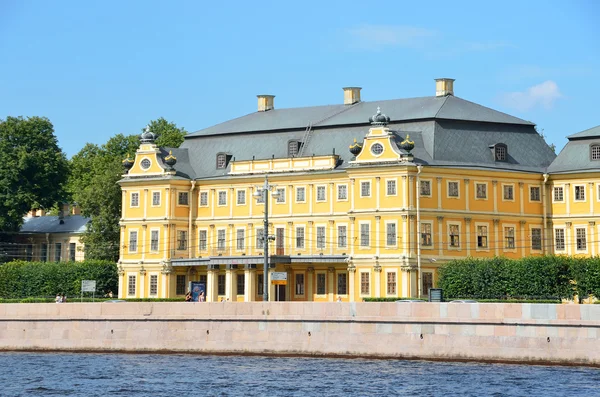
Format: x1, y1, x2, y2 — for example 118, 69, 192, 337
591, 144, 600, 161
216, 153, 227, 169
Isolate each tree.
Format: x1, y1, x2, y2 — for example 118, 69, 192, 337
147, 117, 187, 148
0, 116, 68, 232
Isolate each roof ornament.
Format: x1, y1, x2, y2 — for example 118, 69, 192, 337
349, 138, 363, 157
140, 125, 157, 144
164, 150, 177, 170
122, 153, 134, 171
369, 106, 390, 126
399, 134, 415, 153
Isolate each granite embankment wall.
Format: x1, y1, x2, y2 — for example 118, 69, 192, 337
1, 302, 599, 366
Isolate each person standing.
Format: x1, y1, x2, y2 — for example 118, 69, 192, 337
199, 291, 205, 302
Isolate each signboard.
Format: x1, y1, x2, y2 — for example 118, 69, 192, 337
190, 282, 206, 302
271, 272, 287, 285
81, 280, 96, 292
429, 288, 443, 302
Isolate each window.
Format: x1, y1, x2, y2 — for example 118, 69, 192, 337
576, 228, 587, 251
337, 273, 347, 295
448, 181, 459, 198
316, 226, 326, 249
337, 225, 347, 248
531, 228, 542, 250
476, 183, 487, 199
505, 227, 515, 249
337, 184, 347, 200
317, 273, 326, 295
199, 230, 207, 251
199, 275, 207, 290
256, 228, 265, 250
178, 192, 189, 205
360, 272, 370, 295
149, 274, 158, 296
236, 229, 245, 250
130, 192, 139, 207
420, 180, 431, 197
288, 141, 302, 157
151, 230, 159, 252
200, 192, 208, 206
503, 185, 514, 200
553, 187, 563, 202
449, 225, 460, 248
218, 274, 226, 295
69, 243, 76, 261
218, 191, 227, 206
386, 223, 396, 247
276, 188, 285, 203
495, 145, 507, 161
237, 190, 246, 205
387, 272, 397, 295
237, 274, 245, 295
128, 275, 136, 296
316, 186, 326, 202
216, 153, 227, 169
591, 144, 600, 160
217, 230, 226, 251
295, 227, 305, 249
129, 231, 137, 252
295, 274, 305, 295
176, 275, 186, 295
25, 244, 33, 261
140, 158, 151, 170
530, 186, 541, 202
296, 187, 306, 202
255, 189, 265, 204
423, 273, 433, 296
177, 231, 187, 251
575, 185, 585, 201
360, 181, 371, 197
421, 223, 432, 246
41, 244, 48, 262
360, 223, 370, 247
555, 229, 565, 251
387, 179, 397, 196
477, 225, 488, 248
152, 192, 161, 206
370, 142, 384, 155
257, 274, 264, 296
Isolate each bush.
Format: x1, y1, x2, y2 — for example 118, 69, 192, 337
0, 260, 118, 299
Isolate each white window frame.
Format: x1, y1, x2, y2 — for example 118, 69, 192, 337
529, 185, 541, 203
217, 190, 227, 206
151, 191, 161, 207
575, 226, 588, 253
295, 226, 305, 250
553, 186, 564, 203
217, 228, 226, 251
530, 226, 543, 252
128, 229, 138, 253
420, 221, 434, 249
337, 184, 348, 201
475, 182, 488, 200
294, 272, 305, 297
296, 186, 306, 203
386, 178, 397, 196
503, 224, 517, 252
198, 229, 208, 252
150, 228, 160, 252
337, 224, 348, 249
177, 191, 189, 206
130, 191, 140, 208
475, 222, 489, 251
315, 271, 327, 296
236, 228, 246, 251
420, 179, 432, 197
574, 185, 586, 202
554, 227, 566, 253
502, 183, 515, 202
149, 273, 159, 296
447, 222, 461, 250
275, 187, 286, 204
360, 180, 371, 198
127, 274, 136, 296
236, 189, 246, 206
316, 185, 327, 202
199, 191, 209, 207
385, 269, 398, 297
359, 270, 370, 297
316, 225, 326, 250
385, 221, 397, 248
359, 221, 370, 249
177, 230, 188, 251
447, 180, 460, 199
336, 272, 348, 296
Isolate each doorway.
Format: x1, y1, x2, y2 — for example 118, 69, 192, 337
275, 285, 286, 301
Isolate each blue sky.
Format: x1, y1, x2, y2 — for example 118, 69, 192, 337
1, 0, 598, 157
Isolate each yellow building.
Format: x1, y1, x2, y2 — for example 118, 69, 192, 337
118, 78, 575, 301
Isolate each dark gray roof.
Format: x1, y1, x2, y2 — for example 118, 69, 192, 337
567, 125, 600, 140
189, 95, 533, 137
20, 215, 90, 234
159, 147, 196, 179
547, 125, 600, 173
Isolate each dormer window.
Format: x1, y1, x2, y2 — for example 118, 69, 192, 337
490, 143, 507, 161
591, 144, 600, 161
288, 140, 303, 157
216, 153, 227, 169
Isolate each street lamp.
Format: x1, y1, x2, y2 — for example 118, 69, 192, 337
254, 175, 280, 301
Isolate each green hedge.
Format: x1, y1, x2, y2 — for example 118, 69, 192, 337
438, 256, 600, 300
0, 260, 118, 299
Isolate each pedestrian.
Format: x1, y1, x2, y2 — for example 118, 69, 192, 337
55, 293, 61, 303
62, 294, 67, 303
185, 291, 192, 302
199, 291, 205, 302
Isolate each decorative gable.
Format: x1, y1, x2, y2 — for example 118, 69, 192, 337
122, 126, 174, 177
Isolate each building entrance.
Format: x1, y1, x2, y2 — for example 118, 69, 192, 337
275, 285, 286, 301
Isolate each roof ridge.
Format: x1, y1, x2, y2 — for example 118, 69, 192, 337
433, 95, 449, 119
443, 95, 534, 125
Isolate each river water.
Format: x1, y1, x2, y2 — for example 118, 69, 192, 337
0, 352, 598, 396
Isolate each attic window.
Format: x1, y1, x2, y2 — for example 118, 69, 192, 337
491, 143, 507, 162
216, 153, 227, 169
288, 141, 303, 157
591, 144, 600, 161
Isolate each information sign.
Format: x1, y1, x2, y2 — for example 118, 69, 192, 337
271, 272, 287, 285
81, 280, 96, 292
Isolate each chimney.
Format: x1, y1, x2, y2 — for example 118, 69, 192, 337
257, 95, 275, 112
435, 78, 455, 97
342, 87, 362, 105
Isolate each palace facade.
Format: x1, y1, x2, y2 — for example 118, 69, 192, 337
117, 78, 598, 301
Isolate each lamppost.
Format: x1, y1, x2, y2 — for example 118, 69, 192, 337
254, 175, 280, 302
